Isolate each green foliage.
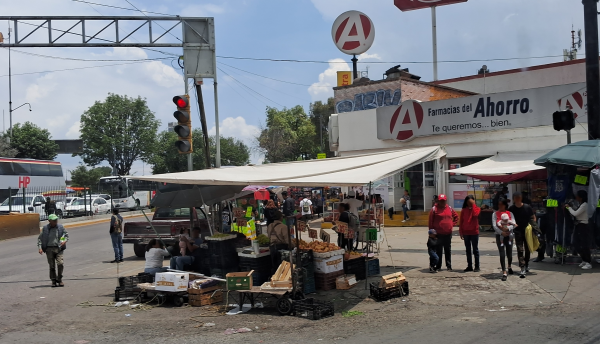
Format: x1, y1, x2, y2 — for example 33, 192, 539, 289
3, 122, 59, 160
309, 97, 335, 157
0, 136, 17, 158
78, 93, 160, 175
257, 105, 318, 163
149, 129, 250, 174
342, 311, 364, 318
70, 165, 112, 187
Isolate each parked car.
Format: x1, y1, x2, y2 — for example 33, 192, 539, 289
0, 193, 66, 220
123, 207, 208, 258
64, 197, 111, 217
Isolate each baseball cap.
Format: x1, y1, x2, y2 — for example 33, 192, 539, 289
501, 213, 509, 221
48, 214, 59, 221
438, 194, 447, 201
428, 229, 437, 235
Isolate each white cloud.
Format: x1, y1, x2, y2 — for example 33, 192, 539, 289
209, 116, 263, 164
503, 13, 518, 23
66, 121, 80, 139
308, 58, 351, 102
358, 53, 381, 61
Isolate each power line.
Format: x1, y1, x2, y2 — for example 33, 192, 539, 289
218, 61, 329, 88
10, 49, 172, 62
0, 59, 168, 77
216, 54, 575, 65
218, 63, 309, 101
124, 0, 182, 42
72, 0, 175, 16
218, 67, 283, 107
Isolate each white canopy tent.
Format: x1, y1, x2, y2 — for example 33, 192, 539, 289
445, 151, 547, 183
132, 146, 446, 188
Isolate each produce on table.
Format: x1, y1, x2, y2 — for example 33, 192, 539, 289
256, 234, 270, 246
295, 239, 341, 253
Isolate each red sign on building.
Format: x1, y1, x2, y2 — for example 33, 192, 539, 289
394, 0, 468, 12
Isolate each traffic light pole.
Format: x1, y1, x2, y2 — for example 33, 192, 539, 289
567, 129, 572, 144
583, 0, 600, 139
213, 80, 221, 168
195, 84, 212, 169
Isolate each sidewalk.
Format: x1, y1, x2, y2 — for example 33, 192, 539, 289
316, 225, 599, 311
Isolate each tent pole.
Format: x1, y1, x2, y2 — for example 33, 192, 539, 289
200, 192, 214, 236
365, 181, 372, 290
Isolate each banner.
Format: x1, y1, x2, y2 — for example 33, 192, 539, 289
377, 83, 588, 142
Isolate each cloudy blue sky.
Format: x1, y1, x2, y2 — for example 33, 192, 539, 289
0, 0, 591, 176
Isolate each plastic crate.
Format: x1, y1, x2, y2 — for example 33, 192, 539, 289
344, 257, 366, 280
210, 266, 239, 278
114, 286, 138, 302
369, 281, 409, 302
208, 239, 239, 269
367, 258, 380, 276
282, 250, 314, 267
118, 273, 154, 290
300, 266, 316, 294
314, 270, 345, 291
293, 298, 335, 320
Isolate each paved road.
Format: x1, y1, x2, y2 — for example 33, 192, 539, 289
1, 220, 599, 344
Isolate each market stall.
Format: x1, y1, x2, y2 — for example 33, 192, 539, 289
127, 146, 445, 316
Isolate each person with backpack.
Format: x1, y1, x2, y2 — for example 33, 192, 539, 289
300, 196, 313, 222
109, 208, 124, 263
429, 194, 459, 271
38, 214, 68, 287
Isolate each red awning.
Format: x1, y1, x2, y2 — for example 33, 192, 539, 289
253, 189, 270, 200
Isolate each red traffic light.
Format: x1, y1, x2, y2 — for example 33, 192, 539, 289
173, 95, 189, 108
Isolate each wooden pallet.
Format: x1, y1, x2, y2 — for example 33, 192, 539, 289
188, 290, 223, 307
378, 272, 406, 288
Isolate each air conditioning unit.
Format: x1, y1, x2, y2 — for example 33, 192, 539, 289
328, 114, 339, 152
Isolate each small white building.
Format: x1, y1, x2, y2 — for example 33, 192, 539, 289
330, 60, 591, 212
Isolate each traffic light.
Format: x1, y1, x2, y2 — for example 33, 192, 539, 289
552, 110, 576, 131
173, 95, 193, 154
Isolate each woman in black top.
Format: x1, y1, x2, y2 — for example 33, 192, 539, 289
337, 203, 352, 250
264, 199, 279, 225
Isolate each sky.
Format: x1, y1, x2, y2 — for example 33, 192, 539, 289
0, 0, 592, 177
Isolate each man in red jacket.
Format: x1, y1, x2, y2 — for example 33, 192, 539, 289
429, 194, 459, 271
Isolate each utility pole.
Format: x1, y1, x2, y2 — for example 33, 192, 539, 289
583, 0, 600, 139
431, 6, 438, 81
7, 23, 12, 143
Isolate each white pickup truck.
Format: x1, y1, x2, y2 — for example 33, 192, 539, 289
0, 193, 66, 221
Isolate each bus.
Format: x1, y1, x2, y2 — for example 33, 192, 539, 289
0, 157, 66, 202
98, 176, 156, 210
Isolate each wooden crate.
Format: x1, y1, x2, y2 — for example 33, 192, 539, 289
188, 285, 219, 295
188, 290, 223, 307
335, 274, 357, 290
378, 272, 406, 288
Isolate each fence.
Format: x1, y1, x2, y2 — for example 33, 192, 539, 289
0, 185, 99, 221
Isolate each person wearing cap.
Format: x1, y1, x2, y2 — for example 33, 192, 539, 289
37, 214, 69, 287
427, 229, 438, 273
428, 194, 458, 271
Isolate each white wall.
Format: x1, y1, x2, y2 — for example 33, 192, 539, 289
437, 60, 586, 94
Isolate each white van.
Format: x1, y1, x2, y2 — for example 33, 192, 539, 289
0, 193, 65, 220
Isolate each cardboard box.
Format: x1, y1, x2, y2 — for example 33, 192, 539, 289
314, 254, 344, 274
155, 272, 189, 292
227, 271, 253, 291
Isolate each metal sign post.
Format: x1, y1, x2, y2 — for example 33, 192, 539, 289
431, 6, 438, 81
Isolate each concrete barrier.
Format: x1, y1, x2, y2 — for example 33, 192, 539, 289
0, 213, 40, 240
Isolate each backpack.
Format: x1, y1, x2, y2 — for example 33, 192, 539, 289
112, 215, 122, 234
347, 211, 359, 231
302, 200, 310, 213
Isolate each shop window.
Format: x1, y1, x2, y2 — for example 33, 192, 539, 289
448, 157, 489, 183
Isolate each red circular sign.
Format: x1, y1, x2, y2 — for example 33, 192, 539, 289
389, 100, 424, 141
331, 11, 375, 55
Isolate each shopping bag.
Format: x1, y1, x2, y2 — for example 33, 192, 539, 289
525, 224, 540, 253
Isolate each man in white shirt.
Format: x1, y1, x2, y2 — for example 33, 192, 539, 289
345, 191, 363, 217
300, 197, 313, 221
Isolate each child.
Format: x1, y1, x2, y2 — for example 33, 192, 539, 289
497, 213, 516, 247
427, 229, 439, 273
179, 228, 191, 256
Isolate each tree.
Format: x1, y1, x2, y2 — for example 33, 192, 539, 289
78, 93, 160, 175
257, 106, 317, 163
0, 136, 17, 157
149, 129, 250, 174
310, 97, 336, 157
71, 165, 112, 188
2, 122, 59, 160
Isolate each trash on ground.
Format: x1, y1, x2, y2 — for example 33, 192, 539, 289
203, 323, 215, 327
224, 328, 253, 335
